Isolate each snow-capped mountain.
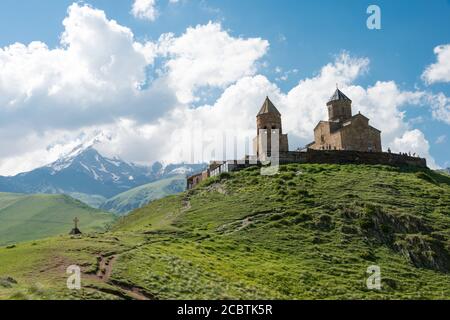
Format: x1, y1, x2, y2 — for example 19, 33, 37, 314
46, 146, 152, 188
0, 146, 206, 199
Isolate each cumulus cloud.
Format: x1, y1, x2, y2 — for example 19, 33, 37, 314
392, 130, 437, 168
422, 44, 450, 84
0, 4, 271, 175
158, 22, 269, 103
0, 3, 443, 175
0, 3, 171, 132
0, 127, 110, 175
131, 0, 158, 22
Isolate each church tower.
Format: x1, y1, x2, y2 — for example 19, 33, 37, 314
253, 97, 289, 159
327, 88, 352, 122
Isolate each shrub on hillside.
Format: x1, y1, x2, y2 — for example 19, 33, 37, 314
313, 214, 334, 231
202, 176, 219, 187
219, 172, 232, 180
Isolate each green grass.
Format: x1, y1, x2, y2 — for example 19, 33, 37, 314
100, 175, 186, 215
69, 193, 107, 209
0, 164, 449, 300
0, 193, 116, 246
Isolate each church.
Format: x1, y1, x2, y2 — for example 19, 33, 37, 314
187, 88, 426, 190
308, 88, 382, 152
252, 88, 382, 158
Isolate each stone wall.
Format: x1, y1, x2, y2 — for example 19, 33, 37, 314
339, 116, 382, 152
328, 99, 352, 122
311, 121, 342, 150
277, 149, 427, 167
187, 150, 427, 189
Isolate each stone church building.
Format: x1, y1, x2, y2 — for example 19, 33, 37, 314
308, 88, 382, 152
252, 88, 382, 157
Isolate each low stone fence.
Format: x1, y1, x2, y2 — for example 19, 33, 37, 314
277, 149, 427, 167
187, 149, 427, 189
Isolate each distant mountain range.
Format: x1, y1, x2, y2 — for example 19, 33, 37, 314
0, 145, 206, 211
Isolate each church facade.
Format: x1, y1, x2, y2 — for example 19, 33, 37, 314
308, 89, 382, 153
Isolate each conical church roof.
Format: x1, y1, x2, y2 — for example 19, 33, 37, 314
327, 88, 352, 105
258, 96, 281, 116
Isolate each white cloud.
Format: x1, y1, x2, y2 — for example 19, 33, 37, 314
0, 127, 110, 175
392, 130, 437, 168
426, 92, 450, 125
131, 0, 158, 22
0, 3, 443, 175
422, 44, 450, 84
0, 5, 271, 175
0, 3, 170, 132
158, 22, 269, 103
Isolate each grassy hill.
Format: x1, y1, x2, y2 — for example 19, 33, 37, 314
100, 175, 186, 215
0, 193, 116, 245
0, 164, 449, 300
68, 193, 107, 209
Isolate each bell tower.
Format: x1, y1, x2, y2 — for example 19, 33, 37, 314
327, 88, 352, 122
253, 97, 289, 159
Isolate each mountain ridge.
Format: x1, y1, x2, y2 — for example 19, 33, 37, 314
0, 146, 205, 201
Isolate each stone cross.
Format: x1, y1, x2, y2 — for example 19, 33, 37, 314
73, 217, 79, 229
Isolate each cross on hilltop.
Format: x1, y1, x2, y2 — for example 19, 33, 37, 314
69, 216, 82, 235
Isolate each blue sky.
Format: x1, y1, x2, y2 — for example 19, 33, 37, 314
0, 0, 449, 173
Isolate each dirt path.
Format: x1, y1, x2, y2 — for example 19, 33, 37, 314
82, 196, 192, 300
89, 255, 154, 300
96, 255, 116, 281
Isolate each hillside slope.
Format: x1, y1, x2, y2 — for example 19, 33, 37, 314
0, 193, 115, 245
100, 175, 186, 215
0, 164, 449, 300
